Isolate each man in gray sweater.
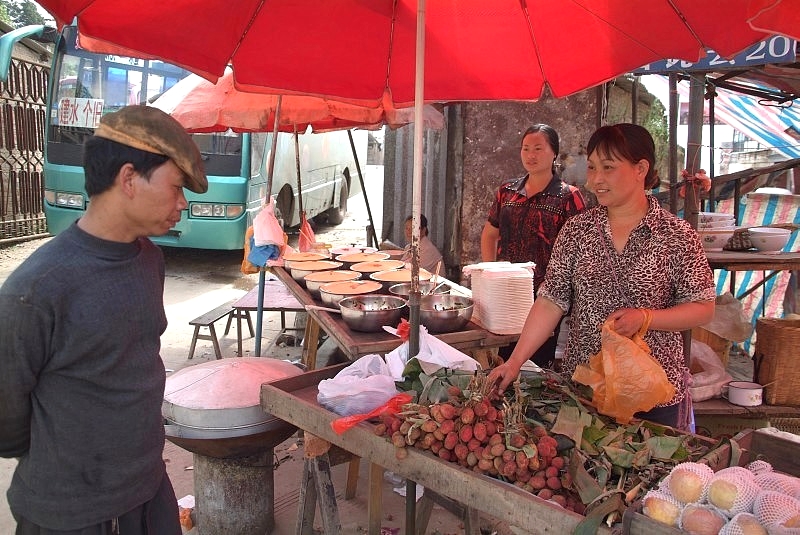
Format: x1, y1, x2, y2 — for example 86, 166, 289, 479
0, 106, 207, 534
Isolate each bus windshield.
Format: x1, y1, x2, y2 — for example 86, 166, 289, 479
48, 25, 242, 170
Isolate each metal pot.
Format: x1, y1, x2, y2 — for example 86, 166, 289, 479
723, 381, 763, 407
304, 270, 360, 299
163, 358, 303, 458
334, 251, 388, 269
318, 280, 383, 307
289, 260, 342, 287
370, 267, 432, 292
339, 294, 407, 332
282, 251, 329, 269
419, 294, 474, 333
388, 281, 449, 298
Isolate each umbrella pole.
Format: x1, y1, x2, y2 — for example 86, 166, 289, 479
294, 126, 304, 216
406, 1, 427, 532
347, 130, 379, 247
255, 96, 283, 357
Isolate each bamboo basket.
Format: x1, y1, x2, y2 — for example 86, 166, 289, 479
691, 327, 731, 368
754, 318, 800, 406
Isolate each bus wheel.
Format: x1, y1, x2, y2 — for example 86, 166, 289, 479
326, 179, 348, 225
275, 185, 294, 228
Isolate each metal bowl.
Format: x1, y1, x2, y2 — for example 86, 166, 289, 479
388, 281, 449, 298
289, 260, 342, 287
419, 294, 474, 333
319, 280, 383, 307
304, 270, 361, 299
338, 294, 407, 332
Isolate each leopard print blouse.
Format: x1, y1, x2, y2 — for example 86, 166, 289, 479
538, 196, 716, 405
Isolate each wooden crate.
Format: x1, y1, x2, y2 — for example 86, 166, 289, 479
622, 428, 800, 534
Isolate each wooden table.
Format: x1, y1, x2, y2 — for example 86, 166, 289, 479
271, 267, 519, 369
260, 366, 607, 535
705, 250, 800, 271
231, 279, 304, 357
693, 398, 800, 437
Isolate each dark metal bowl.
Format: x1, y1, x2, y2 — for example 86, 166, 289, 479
338, 294, 407, 332
388, 281, 449, 298
419, 294, 474, 333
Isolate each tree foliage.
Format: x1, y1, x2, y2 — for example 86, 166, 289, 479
1, 0, 45, 28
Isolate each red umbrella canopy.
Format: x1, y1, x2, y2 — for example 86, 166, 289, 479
149, 69, 445, 133
41, 0, 796, 105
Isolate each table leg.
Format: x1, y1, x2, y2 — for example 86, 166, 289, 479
303, 316, 320, 370
368, 463, 383, 534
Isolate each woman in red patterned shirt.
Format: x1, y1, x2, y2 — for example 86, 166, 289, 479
480, 124, 585, 367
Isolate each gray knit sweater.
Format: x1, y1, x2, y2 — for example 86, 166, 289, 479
0, 223, 168, 529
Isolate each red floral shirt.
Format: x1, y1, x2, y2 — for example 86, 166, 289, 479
487, 175, 586, 289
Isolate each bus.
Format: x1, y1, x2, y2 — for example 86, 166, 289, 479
2, 24, 366, 250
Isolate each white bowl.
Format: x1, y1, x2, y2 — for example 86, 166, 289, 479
698, 212, 735, 224
748, 227, 791, 252
697, 229, 735, 252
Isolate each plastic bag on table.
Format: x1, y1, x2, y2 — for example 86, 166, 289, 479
317, 354, 398, 416
689, 339, 733, 401
331, 392, 413, 434
383, 319, 480, 380
572, 317, 675, 424
699, 292, 752, 342
298, 211, 316, 252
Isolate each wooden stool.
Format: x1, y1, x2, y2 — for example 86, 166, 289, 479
188, 300, 235, 359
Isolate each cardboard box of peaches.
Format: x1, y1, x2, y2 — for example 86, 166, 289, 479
622, 428, 800, 534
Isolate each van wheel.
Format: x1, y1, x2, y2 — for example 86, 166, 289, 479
275, 185, 294, 228
326, 179, 348, 225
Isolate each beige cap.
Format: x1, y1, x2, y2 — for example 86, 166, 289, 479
94, 105, 208, 193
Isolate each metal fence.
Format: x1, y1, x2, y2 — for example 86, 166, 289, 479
0, 57, 49, 244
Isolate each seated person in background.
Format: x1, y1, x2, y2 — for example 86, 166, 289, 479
381, 214, 444, 273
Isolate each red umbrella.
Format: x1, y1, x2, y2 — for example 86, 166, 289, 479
150, 69, 445, 133
42, 0, 795, 104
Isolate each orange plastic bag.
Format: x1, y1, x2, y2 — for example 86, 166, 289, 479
330, 393, 412, 434
572, 314, 675, 424
241, 225, 260, 275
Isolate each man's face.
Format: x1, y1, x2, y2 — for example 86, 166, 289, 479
404, 219, 413, 241
130, 160, 189, 237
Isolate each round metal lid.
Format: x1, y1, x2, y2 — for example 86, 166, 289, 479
163, 358, 302, 430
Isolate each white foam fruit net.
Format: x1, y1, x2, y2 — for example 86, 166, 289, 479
752, 490, 800, 527
642, 489, 683, 527
719, 512, 767, 535
661, 462, 715, 504
755, 472, 800, 499
678, 503, 727, 533
747, 459, 774, 477
707, 471, 762, 517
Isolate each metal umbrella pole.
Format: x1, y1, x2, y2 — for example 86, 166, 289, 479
254, 95, 282, 357
347, 130, 379, 248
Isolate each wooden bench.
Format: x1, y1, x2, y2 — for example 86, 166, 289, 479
188, 300, 236, 360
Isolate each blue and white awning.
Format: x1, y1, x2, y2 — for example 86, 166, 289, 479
647, 75, 800, 159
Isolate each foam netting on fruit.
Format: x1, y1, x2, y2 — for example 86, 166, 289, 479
708, 471, 762, 517
642, 489, 683, 528
679, 502, 728, 533
746, 459, 774, 477
719, 512, 768, 535
659, 462, 715, 504
755, 472, 800, 500
752, 490, 800, 527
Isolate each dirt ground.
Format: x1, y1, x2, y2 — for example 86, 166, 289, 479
0, 165, 505, 534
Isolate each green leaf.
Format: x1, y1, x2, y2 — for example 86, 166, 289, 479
646, 435, 684, 461
572, 493, 624, 535
602, 446, 634, 468
551, 405, 593, 447
568, 449, 604, 504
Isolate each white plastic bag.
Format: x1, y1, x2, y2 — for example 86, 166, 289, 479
317, 354, 398, 416
689, 340, 733, 401
700, 292, 752, 342
252, 200, 285, 247
383, 324, 480, 380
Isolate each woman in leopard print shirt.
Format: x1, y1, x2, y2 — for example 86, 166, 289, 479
489, 123, 716, 429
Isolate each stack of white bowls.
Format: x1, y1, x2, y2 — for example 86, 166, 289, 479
697, 212, 736, 251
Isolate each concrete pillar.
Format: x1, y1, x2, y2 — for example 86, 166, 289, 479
194, 449, 274, 534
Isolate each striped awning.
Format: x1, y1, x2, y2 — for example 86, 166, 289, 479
649, 75, 800, 159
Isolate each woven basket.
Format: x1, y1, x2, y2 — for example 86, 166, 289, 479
754, 318, 800, 406
691, 327, 731, 368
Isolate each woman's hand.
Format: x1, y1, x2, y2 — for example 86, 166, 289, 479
606, 308, 648, 338
487, 360, 522, 395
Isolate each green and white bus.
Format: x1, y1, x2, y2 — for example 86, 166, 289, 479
2, 24, 366, 250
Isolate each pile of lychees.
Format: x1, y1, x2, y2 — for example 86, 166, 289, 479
374, 373, 584, 513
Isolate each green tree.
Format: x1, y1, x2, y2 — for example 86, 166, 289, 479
4, 0, 44, 27
0, 1, 13, 25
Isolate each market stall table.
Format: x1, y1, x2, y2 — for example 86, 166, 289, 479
692, 398, 800, 437
271, 267, 519, 369
260, 365, 611, 535
231, 279, 305, 357
705, 250, 800, 301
